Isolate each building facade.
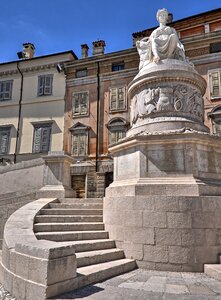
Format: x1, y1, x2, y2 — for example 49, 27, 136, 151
64, 8, 221, 198
0, 9, 220, 198
0, 43, 77, 163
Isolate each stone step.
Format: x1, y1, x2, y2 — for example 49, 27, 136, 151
49, 203, 103, 209
35, 215, 103, 223
76, 248, 125, 267
204, 264, 221, 282
34, 222, 105, 232
67, 239, 116, 253
35, 230, 109, 241
76, 259, 136, 289
62, 198, 103, 204
40, 208, 103, 215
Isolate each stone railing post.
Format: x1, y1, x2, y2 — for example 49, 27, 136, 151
39, 151, 75, 199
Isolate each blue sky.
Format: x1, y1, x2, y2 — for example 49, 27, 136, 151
0, 0, 220, 62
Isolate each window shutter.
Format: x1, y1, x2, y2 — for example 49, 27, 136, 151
41, 127, 51, 152
211, 72, 221, 97
44, 75, 53, 95
0, 82, 3, 100
118, 87, 125, 109
80, 93, 88, 114
73, 135, 79, 156
33, 127, 42, 153
4, 81, 12, 99
73, 94, 80, 115
38, 76, 44, 96
110, 88, 117, 110
0, 131, 9, 154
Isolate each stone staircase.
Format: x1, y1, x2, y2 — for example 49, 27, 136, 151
34, 198, 136, 290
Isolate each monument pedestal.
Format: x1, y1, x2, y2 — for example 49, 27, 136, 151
104, 57, 221, 272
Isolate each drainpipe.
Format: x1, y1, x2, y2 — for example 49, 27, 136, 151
95, 61, 100, 172
14, 62, 24, 163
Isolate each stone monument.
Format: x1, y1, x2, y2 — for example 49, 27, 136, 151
104, 8, 221, 272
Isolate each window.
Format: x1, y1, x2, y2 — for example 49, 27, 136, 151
38, 75, 53, 96
208, 106, 221, 136
0, 81, 13, 101
112, 62, 125, 72
209, 71, 221, 98
210, 43, 221, 54
76, 69, 88, 78
109, 86, 127, 111
0, 127, 10, 154
70, 122, 90, 156
72, 92, 89, 116
32, 123, 52, 153
107, 118, 128, 145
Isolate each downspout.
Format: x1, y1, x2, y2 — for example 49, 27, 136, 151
14, 62, 24, 163
95, 61, 100, 172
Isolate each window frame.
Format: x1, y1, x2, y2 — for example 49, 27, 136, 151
208, 70, 221, 99
72, 91, 89, 116
0, 126, 11, 155
0, 80, 13, 101
76, 68, 88, 78
109, 86, 127, 112
37, 74, 53, 97
112, 62, 125, 72
106, 118, 129, 145
70, 123, 90, 157
32, 123, 52, 153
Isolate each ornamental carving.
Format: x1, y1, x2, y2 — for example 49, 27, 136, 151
130, 85, 204, 125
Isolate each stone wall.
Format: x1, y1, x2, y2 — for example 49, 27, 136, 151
0, 158, 45, 196
104, 195, 221, 272
0, 158, 45, 249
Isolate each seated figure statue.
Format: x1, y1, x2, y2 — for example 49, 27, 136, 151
136, 8, 187, 70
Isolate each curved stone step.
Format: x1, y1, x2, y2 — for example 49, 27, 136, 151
76, 259, 136, 289
49, 203, 103, 209
35, 215, 103, 223
34, 222, 104, 232
67, 239, 116, 253
35, 230, 109, 241
39, 208, 103, 215
76, 248, 125, 267
62, 198, 103, 203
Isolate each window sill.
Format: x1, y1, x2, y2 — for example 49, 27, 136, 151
109, 109, 127, 113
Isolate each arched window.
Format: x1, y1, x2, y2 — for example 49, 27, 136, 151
208, 106, 221, 136
106, 118, 129, 145
70, 122, 90, 156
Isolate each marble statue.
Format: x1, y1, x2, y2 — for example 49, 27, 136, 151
136, 8, 186, 69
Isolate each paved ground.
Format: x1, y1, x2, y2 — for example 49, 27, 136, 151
53, 269, 221, 300
2, 269, 221, 299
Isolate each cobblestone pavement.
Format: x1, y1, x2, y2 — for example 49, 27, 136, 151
2, 269, 221, 300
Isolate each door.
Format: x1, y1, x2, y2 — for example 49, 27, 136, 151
72, 175, 86, 198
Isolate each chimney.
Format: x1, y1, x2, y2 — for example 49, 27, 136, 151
22, 43, 35, 59
167, 13, 173, 24
92, 40, 106, 56
81, 44, 89, 58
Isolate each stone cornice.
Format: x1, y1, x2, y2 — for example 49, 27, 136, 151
0, 63, 57, 77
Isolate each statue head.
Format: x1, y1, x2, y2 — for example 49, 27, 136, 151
156, 8, 169, 23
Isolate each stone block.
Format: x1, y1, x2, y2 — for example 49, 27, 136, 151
136, 260, 156, 270
123, 242, 143, 260
123, 210, 143, 227
125, 227, 154, 244
167, 212, 192, 228
144, 245, 168, 263
143, 211, 166, 228
12, 275, 26, 300
202, 197, 221, 211
155, 228, 182, 246
155, 262, 182, 272
154, 197, 180, 212
205, 229, 219, 246
194, 246, 219, 263
133, 196, 155, 211
215, 212, 221, 228
192, 212, 215, 228
181, 229, 205, 246
178, 197, 202, 211
168, 246, 190, 264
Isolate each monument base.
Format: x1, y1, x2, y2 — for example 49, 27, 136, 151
104, 130, 221, 272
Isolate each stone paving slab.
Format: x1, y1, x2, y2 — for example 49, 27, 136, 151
2, 269, 221, 299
